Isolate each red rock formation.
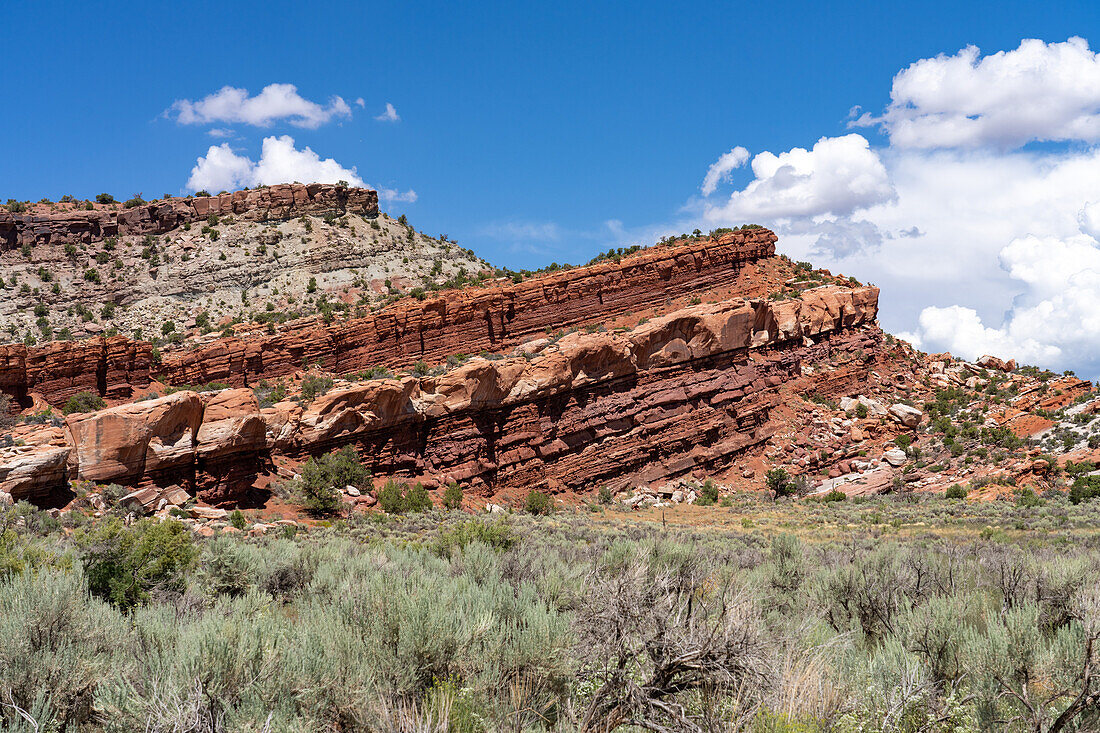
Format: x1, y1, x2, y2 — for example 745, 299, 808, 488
264, 286, 880, 496
159, 228, 778, 387
0, 336, 151, 409
4, 284, 879, 504
0, 229, 777, 411
0, 183, 377, 251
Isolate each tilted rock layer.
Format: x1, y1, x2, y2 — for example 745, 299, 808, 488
1, 276, 881, 503
0, 228, 777, 407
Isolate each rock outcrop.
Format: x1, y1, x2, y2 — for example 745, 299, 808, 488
159, 228, 778, 387
0, 184, 378, 251
7, 284, 879, 502
0, 336, 152, 409
0, 228, 777, 410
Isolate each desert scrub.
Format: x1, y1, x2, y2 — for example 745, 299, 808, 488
6, 502, 1100, 729
62, 390, 105, 415
294, 445, 367, 516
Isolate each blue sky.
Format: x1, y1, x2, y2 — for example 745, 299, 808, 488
5, 1, 1100, 373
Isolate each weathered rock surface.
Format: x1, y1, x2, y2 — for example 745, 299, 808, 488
4, 282, 879, 502
887, 403, 922, 428
977, 354, 1016, 372
0, 336, 152, 407
0, 184, 377, 251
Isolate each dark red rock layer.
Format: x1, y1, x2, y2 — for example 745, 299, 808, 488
302, 325, 884, 497
0, 336, 151, 409
0, 183, 377, 251
159, 228, 778, 386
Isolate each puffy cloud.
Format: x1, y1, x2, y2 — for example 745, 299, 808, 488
355, 97, 366, 108
794, 218, 885, 259
702, 134, 894, 223
854, 37, 1100, 149
185, 136, 418, 206
186, 135, 364, 192
374, 102, 400, 122
378, 187, 417, 204
250, 135, 365, 188
186, 144, 256, 193
903, 205, 1100, 372
700, 146, 749, 195
1077, 201, 1100, 239
907, 305, 1063, 365
170, 83, 352, 129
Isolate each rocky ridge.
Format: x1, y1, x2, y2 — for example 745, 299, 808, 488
0, 184, 485, 344
0, 282, 878, 506
1, 194, 1094, 522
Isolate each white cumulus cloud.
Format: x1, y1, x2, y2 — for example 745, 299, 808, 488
185, 135, 418, 206
700, 146, 749, 195
854, 37, 1100, 149
186, 135, 364, 192
374, 103, 400, 122
170, 83, 352, 129
702, 134, 894, 223
901, 204, 1100, 372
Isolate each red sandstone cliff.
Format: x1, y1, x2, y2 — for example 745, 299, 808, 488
0, 228, 777, 408
1, 284, 880, 503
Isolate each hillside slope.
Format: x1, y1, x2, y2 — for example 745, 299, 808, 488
0, 185, 486, 343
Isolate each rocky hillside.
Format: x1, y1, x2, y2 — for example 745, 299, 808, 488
0, 184, 486, 344
0, 195, 1094, 530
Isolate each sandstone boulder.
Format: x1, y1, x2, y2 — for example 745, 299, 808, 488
883, 449, 907, 467
888, 403, 923, 429
977, 355, 1016, 372
0, 444, 70, 500
195, 388, 266, 458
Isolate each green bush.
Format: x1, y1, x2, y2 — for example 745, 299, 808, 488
766, 467, 796, 498
301, 374, 334, 402
524, 490, 553, 515
442, 482, 464, 510
377, 479, 406, 513
945, 484, 969, 499
1016, 487, 1042, 508
297, 446, 366, 516
404, 483, 434, 513
95, 193, 115, 204
1070, 475, 1100, 504
435, 517, 516, 556
0, 568, 125, 728
375, 479, 433, 514
62, 390, 105, 415
77, 518, 197, 611
229, 509, 247, 530
694, 479, 720, 506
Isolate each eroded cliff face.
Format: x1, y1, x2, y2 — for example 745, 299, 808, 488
0, 184, 377, 251
0, 228, 776, 407
159, 227, 777, 385
0, 282, 881, 503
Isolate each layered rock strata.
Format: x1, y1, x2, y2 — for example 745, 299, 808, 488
0, 229, 777, 409
0, 336, 151, 408
1, 285, 879, 503
159, 228, 778, 386
0, 183, 377, 251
